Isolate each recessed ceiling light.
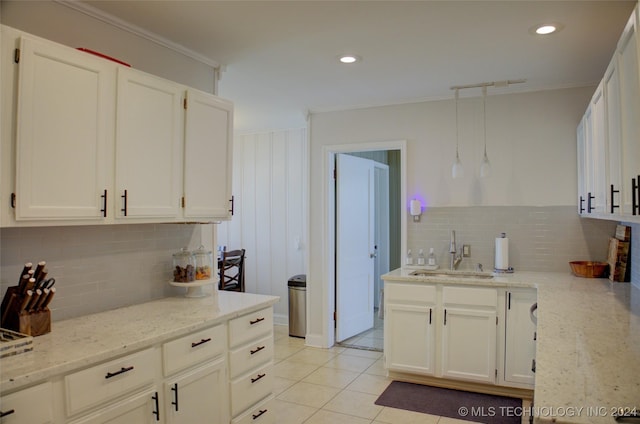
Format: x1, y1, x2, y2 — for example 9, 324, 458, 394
339, 55, 360, 64
530, 23, 563, 35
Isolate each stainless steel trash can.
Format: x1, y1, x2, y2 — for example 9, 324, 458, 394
288, 274, 306, 338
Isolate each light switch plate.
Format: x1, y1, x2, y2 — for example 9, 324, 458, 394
463, 244, 471, 257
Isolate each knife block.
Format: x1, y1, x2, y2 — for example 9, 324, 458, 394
0, 285, 51, 336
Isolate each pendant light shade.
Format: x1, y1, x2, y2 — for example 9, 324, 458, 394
480, 86, 491, 178
452, 89, 464, 179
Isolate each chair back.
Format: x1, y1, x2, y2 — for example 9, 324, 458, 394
219, 249, 245, 292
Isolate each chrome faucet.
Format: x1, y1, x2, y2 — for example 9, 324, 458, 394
449, 230, 463, 270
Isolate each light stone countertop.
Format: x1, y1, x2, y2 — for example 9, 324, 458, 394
0, 291, 279, 393
383, 268, 640, 424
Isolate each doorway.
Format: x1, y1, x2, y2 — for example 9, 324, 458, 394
330, 145, 405, 351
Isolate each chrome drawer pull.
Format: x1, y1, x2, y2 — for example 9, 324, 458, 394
250, 345, 265, 355
252, 409, 267, 420
105, 366, 134, 379
250, 317, 265, 325
191, 337, 212, 348
251, 373, 266, 383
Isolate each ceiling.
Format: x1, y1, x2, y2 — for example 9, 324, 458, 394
79, 0, 636, 132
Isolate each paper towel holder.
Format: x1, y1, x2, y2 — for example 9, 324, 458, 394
410, 199, 422, 222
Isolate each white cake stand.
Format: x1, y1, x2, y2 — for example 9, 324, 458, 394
169, 278, 217, 298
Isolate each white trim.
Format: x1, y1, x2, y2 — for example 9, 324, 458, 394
54, 0, 221, 69
322, 140, 407, 348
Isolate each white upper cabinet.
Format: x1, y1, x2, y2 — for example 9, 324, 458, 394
183, 89, 234, 220
1, 25, 234, 227
577, 5, 640, 222
115, 67, 183, 220
14, 36, 114, 221
617, 7, 640, 217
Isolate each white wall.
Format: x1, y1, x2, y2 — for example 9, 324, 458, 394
218, 128, 308, 323
308, 87, 595, 347
1, 0, 216, 93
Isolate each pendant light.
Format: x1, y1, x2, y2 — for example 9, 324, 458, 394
480, 86, 491, 178
451, 88, 464, 179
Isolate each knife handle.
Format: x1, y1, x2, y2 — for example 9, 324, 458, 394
35, 269, 48, 287
33, 288, 49, 311
26, 289, 41, 312
41, 287, 56, 310
18, 262, 33, 284
32, 261, 46, 282
19, 291, 33, 313
18, 274, 30, 295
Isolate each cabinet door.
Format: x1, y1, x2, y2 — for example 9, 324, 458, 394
68, 388, 159, 424
184, 89, 234, 220
504, 289, 537, 386
164, 358, 229, 424
617, 8, 640, 216
115, 67, 183, 219
604, 60, 623, 216
15, 36, 113, 220
384, 303, 435, 375
441, 307, 497, 384
588, 82, 607, 215
576, 116, 587, 215
0, 382, 53, 424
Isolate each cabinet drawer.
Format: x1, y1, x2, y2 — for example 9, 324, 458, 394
163, 324, 226, 376
65, 347, 159, 416
229, 308, 273, 348
385, 283, 437, 305
230, 363, 273, 417
229, 334, 273, 379
231, 396, 274, 424
442, 286, 497, 307
0, 382, 53, 424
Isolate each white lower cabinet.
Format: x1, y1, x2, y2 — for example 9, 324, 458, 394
164, 359, 228, 424
440, 286, 497, 384
503, 288, 537, 387
67, 388, 160, 424
384, 280, 536, 391
384, 283, 436, 375
0, 382, 54, 424
231, 396, 274, 424
228, 308, 274, 421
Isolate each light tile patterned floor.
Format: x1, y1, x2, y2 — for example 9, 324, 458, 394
272, 324, 490, 424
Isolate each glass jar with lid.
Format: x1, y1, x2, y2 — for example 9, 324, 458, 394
193, 245, 213, 280
172, 247, 195, 282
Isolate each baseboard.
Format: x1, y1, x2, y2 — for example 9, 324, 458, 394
304, 332, 329, 348
388, 370, 534, 401
273, 313, 288, 326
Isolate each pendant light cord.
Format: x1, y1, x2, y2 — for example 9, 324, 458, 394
482, 86, 487, 157
455, 88, 460, 158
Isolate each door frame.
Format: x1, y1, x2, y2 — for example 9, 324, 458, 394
322, 140, 407, 348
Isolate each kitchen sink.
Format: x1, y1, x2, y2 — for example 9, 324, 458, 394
409, 269, 494, 279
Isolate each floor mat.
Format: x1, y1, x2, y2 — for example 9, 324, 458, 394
375, 381, 523, 424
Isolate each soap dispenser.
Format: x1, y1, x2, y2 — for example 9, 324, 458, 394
417, 249, 426, 266
406, 249, 413, 265
427, 248, 437, 267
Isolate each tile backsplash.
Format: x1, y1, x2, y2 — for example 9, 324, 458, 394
0, 224, 202, 321
408, 206, 619, 273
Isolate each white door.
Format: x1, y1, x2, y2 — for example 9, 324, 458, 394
335, 154, 375, 342
374, 164, 390, 308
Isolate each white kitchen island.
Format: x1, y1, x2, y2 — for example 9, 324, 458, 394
382, 268, 640, 424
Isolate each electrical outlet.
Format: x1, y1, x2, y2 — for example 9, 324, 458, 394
463, 244, 471, 257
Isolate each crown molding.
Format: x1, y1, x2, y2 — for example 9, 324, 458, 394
54, 0, 220, 69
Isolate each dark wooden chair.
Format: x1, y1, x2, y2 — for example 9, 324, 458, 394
219, 249, 245, 292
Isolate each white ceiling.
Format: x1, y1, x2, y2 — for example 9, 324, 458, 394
80, 0, 636, 132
